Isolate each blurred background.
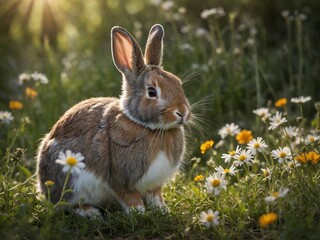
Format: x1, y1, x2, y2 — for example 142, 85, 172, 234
0, 0, 319, 155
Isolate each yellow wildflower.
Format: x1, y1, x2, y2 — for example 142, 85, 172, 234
25, 87, 38, 99
294, 154, 307, 164
45, 180, 54, 187
275, 98, 287, 108
200, 140, 214, 154
259, 212, 278, 228
9, 100, 23, 110
307, 151, 320, 164
194, 175, 204, 182
236, 130, 253, 144
295, 151, 320, 164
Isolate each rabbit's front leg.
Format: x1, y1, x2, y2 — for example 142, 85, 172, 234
116, 191, 145, 214
74, 205, 102, 219
144, 186, 167, 212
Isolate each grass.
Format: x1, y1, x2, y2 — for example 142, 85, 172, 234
1, 0, 320, 239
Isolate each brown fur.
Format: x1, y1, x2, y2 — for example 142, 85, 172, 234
36, 24, 190, 212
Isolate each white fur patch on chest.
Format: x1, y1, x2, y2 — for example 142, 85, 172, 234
69, 170, 116, 206
136, 151, 179, 193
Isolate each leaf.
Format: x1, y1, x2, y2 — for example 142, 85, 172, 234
19, 165, 32, 178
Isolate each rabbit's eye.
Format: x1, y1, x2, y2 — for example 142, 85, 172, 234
147, 87, 157, 98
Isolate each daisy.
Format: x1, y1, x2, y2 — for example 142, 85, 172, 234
161, 1, 174, 11
218, 123, 240, 139
221, 145, 241, 163
233, 149, 254, 167
261, 167, 272, 180
18, 73, 31, 85
305, 134, 319, 144
294, 136, 303, 146
195, 27, 209, 38
283, 126, 298, 139
271, 147, 292, 163
268, 111, 287, 130
215, 165, 238, 176
0, 111, 14, 124
264, 188, 289, 202
236, 130, 253, 145
281, 10, 290, 18
285, 160, 301, 171
206, 158, 215, 168
205, 172, 228, 195
180, 43, 194, 52
31, 71, 49, 84
150, 0, 161, 6
253, 108, 271, 122
200, 7, 225, 19
290, 96, 311, 104
247, 137, 268, 155
55, 150, 86, 175
199, 209, 220, 228
259, 212, 278, 228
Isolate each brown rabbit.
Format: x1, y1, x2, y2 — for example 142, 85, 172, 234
36, 24, 191, 217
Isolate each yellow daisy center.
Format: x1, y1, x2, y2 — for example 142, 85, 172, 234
211, 179, 221, 187
279, 152, 287, 158
229, 150, 236, 156
239, 154, 246, 161
66, 157, 78, 166
224, 168, 230, 173
254, 143, 260, 149
272, 192, 279, 198
309, 137, 315, 142
263, 171, 269, 177
206, 214, 214, 222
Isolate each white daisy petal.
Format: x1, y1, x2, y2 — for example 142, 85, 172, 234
55, 149, 86, 175
55, 159, 66, 165
66, 150, 72, 158
77, 162, 86, 169
62, 165, 70, 173
290, 96, 311, 104
58, 151, 66, 160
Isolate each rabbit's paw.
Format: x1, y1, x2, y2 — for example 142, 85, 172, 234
74, 205, 102, 220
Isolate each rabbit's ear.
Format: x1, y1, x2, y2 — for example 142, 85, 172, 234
144, 24, 164, 66
112, 27, 145, 76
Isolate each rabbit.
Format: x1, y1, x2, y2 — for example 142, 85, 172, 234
36, 24, 191, 217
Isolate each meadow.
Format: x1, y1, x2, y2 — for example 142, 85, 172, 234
0, 0, 320, 239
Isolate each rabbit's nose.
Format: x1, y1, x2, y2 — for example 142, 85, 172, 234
174, 108, 190, 123
175, 111, 184, 117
